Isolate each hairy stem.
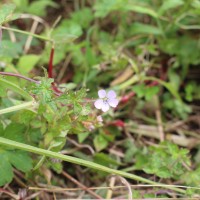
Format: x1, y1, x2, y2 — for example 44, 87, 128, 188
0, 101, 35, 115
0, 137, 186, 194
0, 26, 53, 42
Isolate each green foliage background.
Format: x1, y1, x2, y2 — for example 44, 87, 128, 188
0, 0, 200, 198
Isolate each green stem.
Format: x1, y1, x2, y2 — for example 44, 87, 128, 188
0, 137, 186, 194
0, 101, 35, 115
1, 26, 53, 42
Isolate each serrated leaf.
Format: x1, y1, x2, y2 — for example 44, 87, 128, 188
80, 104, 91, 116
74, 103, 82, 114
11, 110, 36, 124
156, 167, 172, 178
31, 77, 54, 104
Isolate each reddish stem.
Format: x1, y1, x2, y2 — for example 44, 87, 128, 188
120, 91, 135, 104
0, 188, 19, 199
0, 71, 40, 84
47, 46, 62, 94
108, 120, 125, 128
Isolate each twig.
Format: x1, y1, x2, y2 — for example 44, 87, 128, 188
24, 20, 39, 53
117, 176, 133, 200
61, 171, 103, 199
28, 183, 200, 192
106, 176, 116, 199
66, 137, 95, 155
155, 96, 164, 141
57, 54, 72, 82
5, 24, 16, 42
0, 188, 19, 200
129, 126, 199, 147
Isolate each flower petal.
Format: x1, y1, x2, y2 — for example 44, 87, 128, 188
94, 99, 103, 109
98, 89, 106, 98
107, 90, 116, 99
108, 98, 119, 108
101, 102, 110, 112
97, 115, 103, 122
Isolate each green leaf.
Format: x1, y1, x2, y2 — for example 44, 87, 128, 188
0, 4, 16, 25
0, 153, 13, 186
71, 8, 93, 29
7, 150, 32, 172
94, 0, 127, 18
94, 134, 108, 152
125, 4, 158, 18
132, 84, 145, 98
80, 104, 91, 116
159, 0, 184, 15
93, 153, 120, 167
3, 123, 26, 143
51, 20, 82, 44
156, 167, 172, 178
50, 160, 63, 173
12, 0, 28, 11
0, 40, 23, 58
145, 86, 159, 100
78, 132, 89, 143
143, 76, 182, 101
131, 23, 162, 35
17, 55, 40, 75
27, 0, 58, 17
74, 103, 82, 114
31, 77, 54, 104
0, 86, 7, 97
0, 77, 32, 100
11, 110, 36, 124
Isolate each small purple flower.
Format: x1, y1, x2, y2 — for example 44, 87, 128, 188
94, 89, 119, 112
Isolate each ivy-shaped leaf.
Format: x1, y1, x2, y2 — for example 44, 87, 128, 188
0, 150, 32, 186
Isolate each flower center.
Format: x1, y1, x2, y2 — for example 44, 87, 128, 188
103, 98, 108, 104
